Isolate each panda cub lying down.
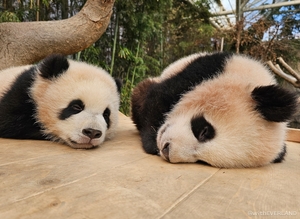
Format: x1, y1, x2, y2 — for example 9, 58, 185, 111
0, 54, 121, 149
131, 52, 298, 168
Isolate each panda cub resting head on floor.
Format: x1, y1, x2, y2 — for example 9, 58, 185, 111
131, 52, 298, 168
0, 54, 121, 149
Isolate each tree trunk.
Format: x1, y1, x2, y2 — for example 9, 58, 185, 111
0, 0, 115, 70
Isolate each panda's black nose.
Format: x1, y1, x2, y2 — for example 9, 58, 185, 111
162, 142, 170, 162
82, 128, 102, 139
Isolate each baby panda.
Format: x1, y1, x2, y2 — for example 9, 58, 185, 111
131, 52, 298, 168
0, 54, 121, 149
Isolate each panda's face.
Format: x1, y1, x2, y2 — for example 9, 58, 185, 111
30, 58, 120, 149
156, 80, 286, 168
54, 98, 113, 149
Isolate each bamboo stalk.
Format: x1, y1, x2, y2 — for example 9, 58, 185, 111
131, 42, 140, 86
110, 13, 119, 75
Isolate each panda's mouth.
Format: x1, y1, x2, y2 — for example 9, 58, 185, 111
69, 139, 99, 149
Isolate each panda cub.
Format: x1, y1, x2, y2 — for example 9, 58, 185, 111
0, 54, 121, 149
131, 52, 298, 168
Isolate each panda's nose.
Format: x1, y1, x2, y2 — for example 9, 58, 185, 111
82, 128, 102, 139
162, 142, 170, 162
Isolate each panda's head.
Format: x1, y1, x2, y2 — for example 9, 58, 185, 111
30, 54, 121, 149
156, 55, 298, 168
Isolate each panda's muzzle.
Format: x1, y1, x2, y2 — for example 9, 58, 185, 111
66, 128, 103, 149
82, 128, 102, 139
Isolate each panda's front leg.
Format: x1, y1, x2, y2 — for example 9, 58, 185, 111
140, 127, 159, 155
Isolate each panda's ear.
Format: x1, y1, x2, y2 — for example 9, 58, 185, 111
38, 54, 69, 80
114, 78, 122, 93
251, 85, 298, 122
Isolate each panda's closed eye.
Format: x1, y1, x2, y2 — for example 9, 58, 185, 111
191, 116, 215, 142
72, 103, 84, 112
199, 126, 209, 141
59, 99, 85, 120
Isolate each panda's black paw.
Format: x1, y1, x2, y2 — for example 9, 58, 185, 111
143, 144, 159, 155
272, 144, 287, 163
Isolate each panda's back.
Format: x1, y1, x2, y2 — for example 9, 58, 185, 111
150, 53, 232, 109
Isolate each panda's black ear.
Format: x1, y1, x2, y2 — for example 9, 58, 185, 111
251, 85, 298, 122
114, 78, 122, 93
38, 54, 69, 80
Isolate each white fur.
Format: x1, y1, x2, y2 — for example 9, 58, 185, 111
0, 65, 31, 97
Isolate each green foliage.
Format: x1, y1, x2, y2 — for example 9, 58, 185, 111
79, 45, 109, 70
117, 44, 148, 115
161, 0, 214, 64
0, 11, 20, 22
42, 0, 51, 7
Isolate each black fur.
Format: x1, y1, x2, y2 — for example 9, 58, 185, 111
103, 107, 111, 129
251, 85, 298, 122
272, 144, 286, 163
0, 67, 44, 139
131, 52, 232, 155
38, 54, 69, 79
114, 78, 122, 94
191, 116, 215, 142
59, 99, 85, 120
131, 79, 155, 132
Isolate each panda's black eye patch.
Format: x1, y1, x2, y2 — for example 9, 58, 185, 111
191, 116, 215, 142
59, 99, 85, 120
103, 107, 111, 128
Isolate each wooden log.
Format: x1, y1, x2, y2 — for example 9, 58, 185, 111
287, 128, 300, 143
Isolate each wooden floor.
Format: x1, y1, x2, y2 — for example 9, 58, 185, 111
0, 113, 299, 219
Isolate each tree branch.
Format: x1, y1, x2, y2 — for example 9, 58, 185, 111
0, 0, 115, 70
266, 60, 300, 88
277, 57, 300, 81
